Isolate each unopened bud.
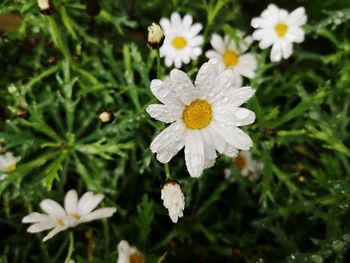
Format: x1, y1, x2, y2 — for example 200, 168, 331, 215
37, 0, 54, 15
16, 107, 30, 119
147, 23, 164, 49
98, 110, 114, 124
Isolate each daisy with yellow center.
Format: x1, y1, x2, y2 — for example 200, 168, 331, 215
251, 4, 307, 62
117, 240, 144, 263
0, 152, 21, 180
22, 190, 117, 242
205, 34, 257, 87
159, 12, 203, 68
146, 59, 256, 177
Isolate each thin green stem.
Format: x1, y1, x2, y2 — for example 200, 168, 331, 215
64, 231, 74, 263
156, 49, 161, 79
164, 163, 171, 179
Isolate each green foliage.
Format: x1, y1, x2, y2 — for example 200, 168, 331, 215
0, 0, 350, 262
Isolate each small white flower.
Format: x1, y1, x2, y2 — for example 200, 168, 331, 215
235, 150, 263, 181
161, 180, 185, 223
117, 240, 144, 263
146, 59, 256, 177
205, 34, 257, 87
0, 152, 21, 180
22, 190, 117, 242
147, 22, 165, 49
159, 12, 203, 68
251, 4, 307, 62
37, 0, 53, 14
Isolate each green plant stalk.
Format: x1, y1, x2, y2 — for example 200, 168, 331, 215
164, 163, 171, 179
64, 231, 74, 263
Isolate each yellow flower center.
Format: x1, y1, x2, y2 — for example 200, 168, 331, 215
223, 50, 239, 67
5, 162, 16, 172
182, 99, 212, 130
129, 253, 143, 263
57, 214, 81, 226
274, 23, 288, 38
172, 36, 187, 49
235, 154, 246, 170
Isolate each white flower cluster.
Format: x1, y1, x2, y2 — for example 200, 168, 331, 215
161, 180, 185, 223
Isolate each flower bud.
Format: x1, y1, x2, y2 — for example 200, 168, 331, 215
98, 110, 114, 124
37, 0, 54, 15
16, 107, 30, 119
161, 179, 185, 223
147, 23, 164, 49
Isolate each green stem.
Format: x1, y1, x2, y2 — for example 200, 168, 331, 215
156, 49, 161, 78
64, 231, 74, 263
164, 163, 171, 179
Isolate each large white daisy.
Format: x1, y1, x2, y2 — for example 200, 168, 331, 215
22, 190, 117, 242
205, 34, 257, 87
251, 4, 307, 62
159, 12, 203, 68
146, 59, 256, 177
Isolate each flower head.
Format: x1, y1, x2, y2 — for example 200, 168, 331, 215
117, 240, 144, 263
235, 150, 263, 181
0, 152, 21, 180
22, 190, 117, 242
206, 34, 257, 87
159, 12, 203, 68
146, 59, 256, 177
147, 22, 165, 49
161, 180, 185, 223
251, 4, 307, 61
37, 0, 53, 15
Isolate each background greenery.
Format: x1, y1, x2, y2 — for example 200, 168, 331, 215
0, 0, 350, 262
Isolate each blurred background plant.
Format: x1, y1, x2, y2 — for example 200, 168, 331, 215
0, 0, 350, 262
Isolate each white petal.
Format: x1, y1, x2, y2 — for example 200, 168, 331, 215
22, 212, 51, 223
195, 59, 221, 95
64, 189, 78, 215
159, 18, 171, 34
42, 226, 68, 242
287, 7, 307, 26
205, 50, 219, 59
233, 108, 256, 126
164, 55, 173, 67
200, 129, 217, 169
287, 27, 305, 43
146, 104, 182, 123
223, 144, 239, 158
185, 130, 205, 177
235, 54, 257, 78
206, 124, 226, 153
150, 79, 180, 106
210, 34, 225, 53
170, 12, 181, 28
80, 207, 117, 223
182, 14, 193, 28
282, 42, 293, 59
174, 57, 182, 68
40, 199, 66, 219
190, 35, 204, 46
169, 69, 195, 104
27, 222, 56, 233
213, 86, 255, 107
217, 125, 253, 150
150, 121, 186, 163
77, 192, 104, 215
189, 23, 202, 37
270, 43, 283, 62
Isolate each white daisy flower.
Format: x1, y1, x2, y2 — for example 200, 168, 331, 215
235, 150, 263, 181
251, 4, 307, 62
117, 240, 144, 263
146, 59, 256, 177
161, 180, 185, 223
0, 152, 21, 180
22, 190, 117, 242
159, 12, 203, 68
205, 34, 257, 87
